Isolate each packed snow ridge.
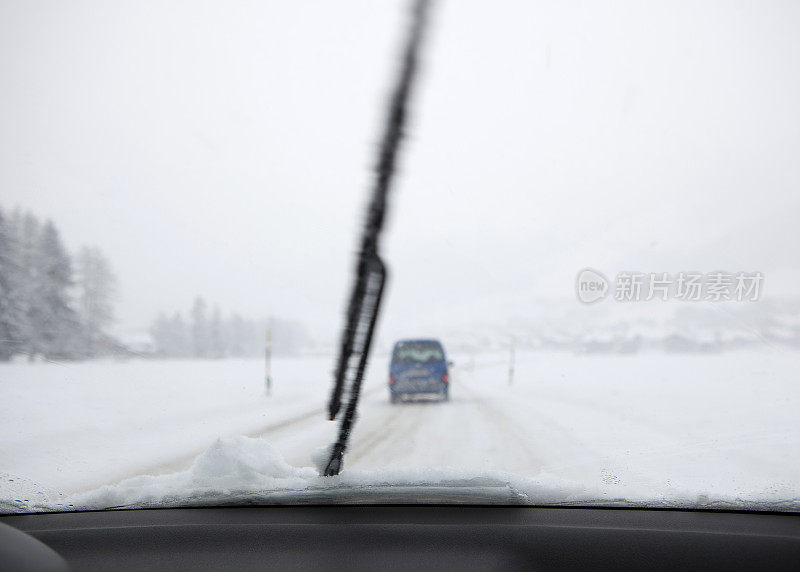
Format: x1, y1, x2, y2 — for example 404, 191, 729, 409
5, 436, 799, 514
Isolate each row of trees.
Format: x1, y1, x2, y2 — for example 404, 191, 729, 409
0, 207, 118, 361
150, 298, 310, 358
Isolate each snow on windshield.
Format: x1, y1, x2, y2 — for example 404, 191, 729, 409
2, 0, 800, 513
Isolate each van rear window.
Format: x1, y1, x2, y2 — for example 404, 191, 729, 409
392, 342, 444, 363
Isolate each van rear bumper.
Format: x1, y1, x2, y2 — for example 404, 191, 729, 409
390, 380, 447, 395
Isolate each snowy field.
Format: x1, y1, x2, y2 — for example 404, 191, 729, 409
1, 350, 799, 512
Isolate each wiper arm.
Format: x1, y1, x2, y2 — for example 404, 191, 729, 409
323, 0, 432, 477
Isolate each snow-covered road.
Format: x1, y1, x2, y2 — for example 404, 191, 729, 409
2, 350, 799, 509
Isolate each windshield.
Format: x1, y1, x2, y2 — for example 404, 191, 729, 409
393, 342, 445, 363
1, 0, 799, 514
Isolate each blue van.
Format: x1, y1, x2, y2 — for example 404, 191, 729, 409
389, 339, 449, 403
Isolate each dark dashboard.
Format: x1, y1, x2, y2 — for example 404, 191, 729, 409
2, 505, 799, 570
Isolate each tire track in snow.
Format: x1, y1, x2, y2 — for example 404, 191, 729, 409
346, 401, 416, 466
251, 384, 385, 439
456, 370, 649, 489
456, 378, 543, 474
345, 393, 466, 470
344, 374, 546, 474
80, 386, 384, 491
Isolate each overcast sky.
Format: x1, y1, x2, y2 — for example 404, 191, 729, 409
2, 0, 799, 342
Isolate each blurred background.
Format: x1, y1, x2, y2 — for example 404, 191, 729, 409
2, 0, 799, 358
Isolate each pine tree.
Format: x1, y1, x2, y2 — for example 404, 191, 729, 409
13, 211, 42, 358
75, 246, 118, 356
228, 313, 245, 357
170, 312, 190, 357
241, 318, 258, 356
34, 221, 82, 360
0, 208, 26, 360
190, 297, 209, 358
149, 312, 172, 357
209, 305, 226, 358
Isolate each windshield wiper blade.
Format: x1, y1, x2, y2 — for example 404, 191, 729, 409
323, 0, 432, 477
324, 255, 386, 477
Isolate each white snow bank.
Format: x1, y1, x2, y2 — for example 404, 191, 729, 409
5, 435, 798, 514
0, 356, 381, 493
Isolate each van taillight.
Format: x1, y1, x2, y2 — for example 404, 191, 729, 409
442, 374, 449, 383
389, 376, 394, 384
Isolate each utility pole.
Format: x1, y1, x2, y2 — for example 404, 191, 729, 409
508, 336, 515, 386
265, 320, 273, 396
